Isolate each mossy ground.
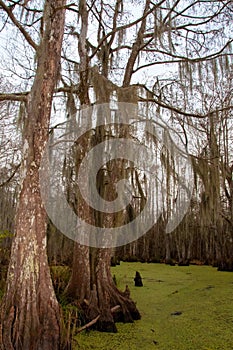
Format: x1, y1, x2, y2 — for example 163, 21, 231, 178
75, 263, 233, 350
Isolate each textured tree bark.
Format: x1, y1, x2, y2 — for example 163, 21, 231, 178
65, 132, 141, 332
95, 248, 141, 332
0, 1, 67, 349
65, 0, 140, 333
65, 242, 90, 301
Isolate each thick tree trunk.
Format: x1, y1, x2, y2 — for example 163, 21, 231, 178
65, 135, 141, 331
1, 176, 61, 350
95, 248, 141, 331
65, 242, 90, 301
0, 1, 66, 349
65, 0, 140, 332
67, 247, 141, 332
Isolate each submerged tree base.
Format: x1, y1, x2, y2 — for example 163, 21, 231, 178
66, 283, 141, 333
69, 281, 141, 334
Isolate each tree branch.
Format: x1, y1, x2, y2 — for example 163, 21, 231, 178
0, 0, 38, 50
140, 39, 233, 60
89, 0, 166, 60
0, 85, 80, 102
0, 92, 28, 102
0, 163, 21, 187
133, 52, 233, 74
77, 315, 100, 333
136, 84, 233, 119
123, 0, 151, 87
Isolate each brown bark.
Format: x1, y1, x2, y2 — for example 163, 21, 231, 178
65, 242, 90, 301
65, 128, 141, 332
65, 129, 141, 331
95, 248, 140, 332
78, 0, 90, 106
0, 1, 67, 349
65, 0, 141, 333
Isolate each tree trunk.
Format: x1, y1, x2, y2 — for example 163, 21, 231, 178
95, 248, 141, 332
64, 0, 140, 332
0, 1, 66, 349
65, 135, 141, 331
65, 242, 90, 301
64, 109, 141, 332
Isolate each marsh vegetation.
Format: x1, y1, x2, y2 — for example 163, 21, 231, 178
76, 262, 233, 350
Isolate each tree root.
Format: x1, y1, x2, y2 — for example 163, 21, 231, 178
77, 305, 121, 333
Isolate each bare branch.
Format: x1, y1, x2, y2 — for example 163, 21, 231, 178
0, 0, 38, 50
136, 84, 233, 119
0, 85, 81, 103
89, 0, 166, 60
133, 52, 233, 74
77, 315, 100, 333
145, 38, 233, 58
0, 92, 28, 102
0, 163, 21, 187
123, 0, 151, 87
